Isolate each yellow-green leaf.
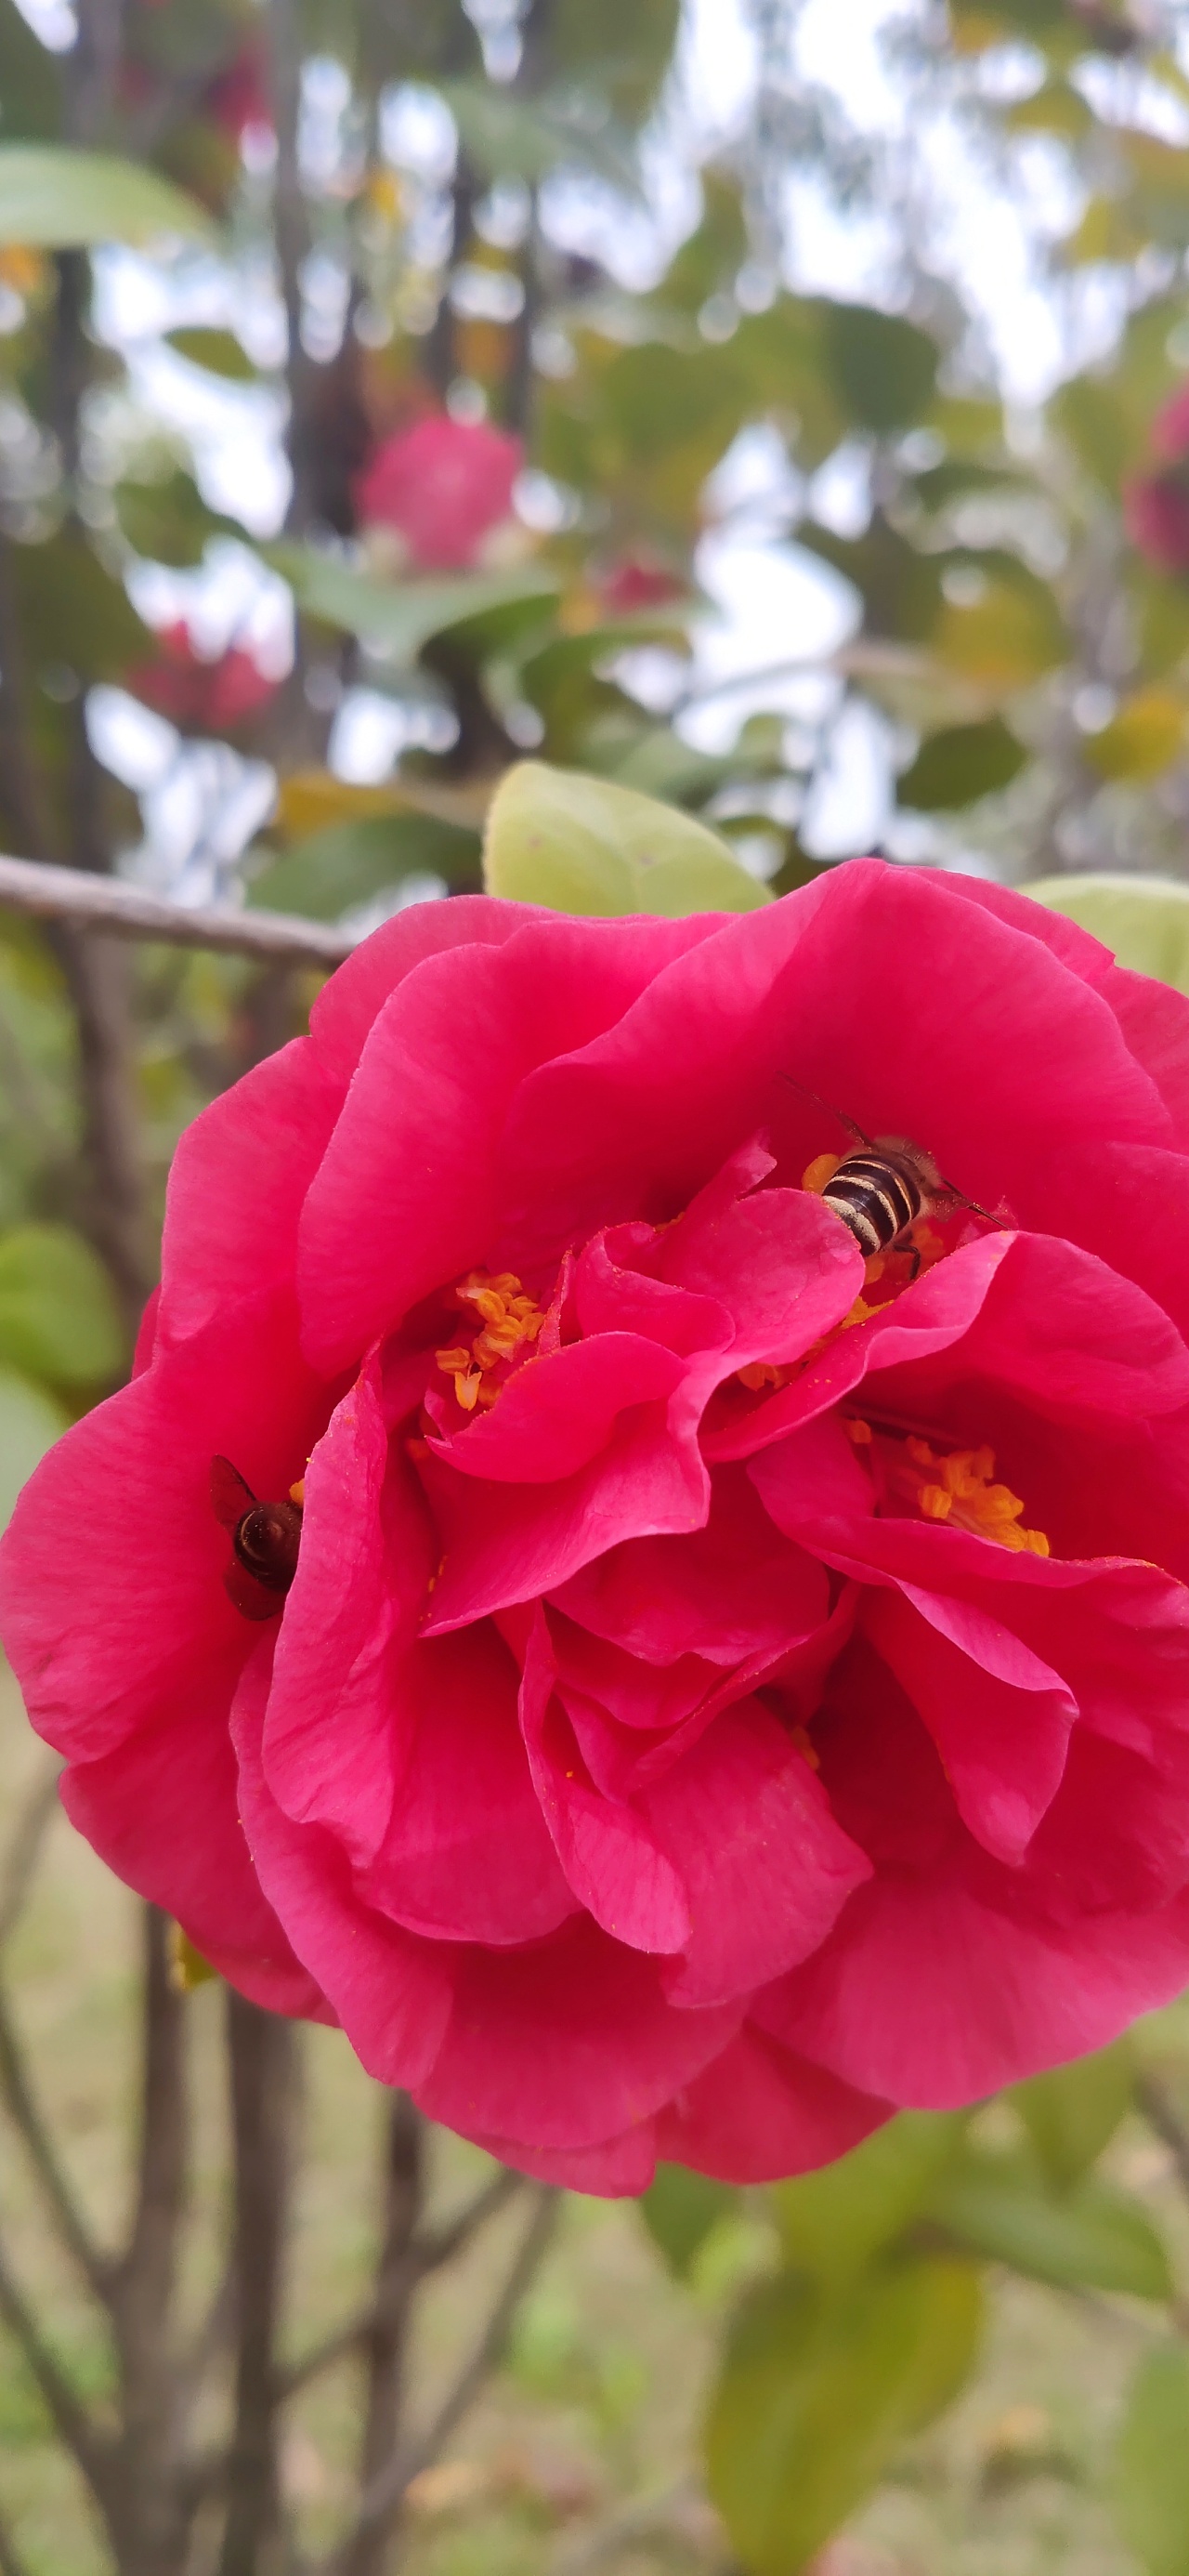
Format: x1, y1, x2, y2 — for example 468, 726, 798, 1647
483, 760, 772, 917
706, 2256, 983, 2576
1116, 2346, 1189, 2576
772, 2112, 966, 2285
930, 2149, 1170, 2299
165, 326, 255, 381
0, 1365, 67, 1532
1026, 874, 1189, 995
0, 1223, 124, 1388
1084, 689, 1187, 782
1010, 2041, 1134, 2192
0, 145, 212, 246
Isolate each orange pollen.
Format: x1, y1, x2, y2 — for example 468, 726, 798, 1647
854, 1424, 1050, 1557
435, 1269, 544, 1413
803, 1150, 842, 1196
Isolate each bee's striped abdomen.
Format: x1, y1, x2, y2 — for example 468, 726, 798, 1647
821, 1152, 921, 1257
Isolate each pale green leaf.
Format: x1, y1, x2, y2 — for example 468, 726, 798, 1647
930, 2148, 1170, 2299
165, 327, 255, 382
1010, 2041, 1134, 2191
772, 2112, 966, 2285
1116, 2346, 1189, 2576
0, 1223, 124, 1388
896, 716, 1026, 811
1026, 874, 1189, 996
0, 1365, 67, 1532
483, 760, 771, 916
706, 2257, 983, 2576
271, 545, 559, 665
0, 146, 212, 246
640, 2165, 737, 2278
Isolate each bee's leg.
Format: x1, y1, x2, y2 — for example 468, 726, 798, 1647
904, 1243, 921, 1284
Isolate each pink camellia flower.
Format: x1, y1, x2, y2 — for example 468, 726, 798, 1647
355, 415, 524, 569
597, 556, 686, 615
1124, 379, 1189, 575
7, 860, 1189, 2193
127, 622, 280, 732
1125, 469, 1189, 576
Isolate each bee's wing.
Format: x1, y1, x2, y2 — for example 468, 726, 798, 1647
222, 1561, 282, 1621
211, 1455, 255, 1528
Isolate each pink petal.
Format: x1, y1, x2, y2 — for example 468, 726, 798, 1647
417, 1912, 741, 2150
61, 1690, 326, 2019
647, 1700, 870, 2007
655, 2025, 890, 2183
263, 1357, 435, 1862
359, 1623, 578, 1944
426, 1333, 686, 1483
520, 1611, 691, 1952
232, 1644, 453, 2090
0, 1283, 324, 1761
863, 1587, 1075, 1866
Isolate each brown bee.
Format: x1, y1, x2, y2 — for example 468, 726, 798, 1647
781, 1079, 998, 1264
211, 1457, 304, 1622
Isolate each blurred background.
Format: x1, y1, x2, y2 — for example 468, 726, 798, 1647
8, 0, 1189, 2569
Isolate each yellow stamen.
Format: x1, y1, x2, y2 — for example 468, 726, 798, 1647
737, 1360, 790, 1393
436, 1270, 544, 1413
863, 1426, 1050, 1556
803, 1151, 842, 1196
288, 1479, 305, 1506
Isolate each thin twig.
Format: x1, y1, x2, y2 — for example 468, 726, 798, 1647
0, 2499, 33, 2576
0, 853, 358, 967
0, 1761, 61, 1952
342, 2095, 425, 2576
0, 2226, 114, 2510
1137, 2069, 1189, 2201
0, 1986, 112, 2304
107, 1908, 192, 2570
326, 2186, 559, 2564
275, 2165, 524, 2404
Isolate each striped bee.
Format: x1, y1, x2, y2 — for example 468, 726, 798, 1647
782, 1080, 996, 1264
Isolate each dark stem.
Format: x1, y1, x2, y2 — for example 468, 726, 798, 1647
107, 1907, 191, 2576
1136, 2068, 1189, 2202
340, 2095, 425, 2576
275, 2165, 522, 2405
217, 1994, 298, 2576
327, 2185, 559, 2568
0, 2226, 117, 2523
0, 1984, 113, 2306
0, 2500, 33, 2576
0, 1760, 60, 1952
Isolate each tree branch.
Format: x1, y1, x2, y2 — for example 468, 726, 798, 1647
324, 2185, 559, 2567
0, 2226, 115, 2515
275, 2163, 523, 2405
217, 1994, 298, 2576
0, 1761, 60, 1953
0, 853, 357, 966
0, 2499, 34, 2576
0, 1986, 113, 2306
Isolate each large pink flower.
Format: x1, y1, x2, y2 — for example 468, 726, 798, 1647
7, 861, 1189, 2194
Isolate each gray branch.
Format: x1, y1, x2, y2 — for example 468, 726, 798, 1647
0, 853, 359, 969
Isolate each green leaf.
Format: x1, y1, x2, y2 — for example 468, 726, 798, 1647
896, 716, 1027, 810
640, 2165, 737, 2278
0, 146, 212, 246
1116, 2346, 1189, 2576
0, 0, 62, 143
706, 2256, 983, 2576
444, 81, 643, 201
10, 529, 150, 679
1011, 2042, 1135, 2191
0, 1365, 67, 1532
797, 516, 943, 644
929, 2148, 1170, 2299
0, 1223, 124, 1389
1026, 874, 1189, 996
772, 2112, 966, 2286
817, 299, 939, 434
249, 812, 480, 921
165, 326, 256, 382
271, 546, 560, 666
114, 466, 245, 570
483, 760, 771, 917
1084, 689, 1187, 783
